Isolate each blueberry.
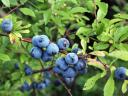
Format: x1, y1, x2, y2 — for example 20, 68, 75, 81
24, 65, 33, 75
32, 35, 50, 48
64, 77, 74, 84
44, 71, 51, 78
72, 48, 81, 54
54, 80, 61, 86
44, 79, 50, 86
63, 68, 76, 78
53, 66, 62, 74
57, 38, 70, 50
41, 51, 52, 62
65, 53, 78, 65
21, 81, 31, 91
14, 63, 19, 69
36, 82, 46, 90
115, 67, 128, 80
75, 59, 86, 71
30, 47, 42, 59
46, 43, 59, 55
31, 82, 38, 89
79, 69, 87, 74
55, 57, 68, 70
1, 19, 13, 33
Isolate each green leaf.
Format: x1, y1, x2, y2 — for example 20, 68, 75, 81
83, 73, 103, 90
87, 58, 106, 71
43, 10, 52, 25
20, 8, 35, 17
37, 0, 44, 3
71, 7, 89, 13
104, 67, 115, 96
122, 80, 128, 94
20, 0, 28, 4
11, 72, 21, 81
0, 54, 10, 61
97, 32, 111, 42
76, 27, 91, 38
20, 30, 30, 33
81, 39, 87, 54
93, 42, 109, 50
115, 43, 128, 51
1, 0, 10, 7
113, 26, 128, 42
4, 81, 11, 89
114, 13, 128, 20
109, 50, 128, 61
96, 2, 108, 21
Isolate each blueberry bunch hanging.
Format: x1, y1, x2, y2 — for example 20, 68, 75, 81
53, 53, 87, 84
30, 35, 59, 62
18, 34, 88, 93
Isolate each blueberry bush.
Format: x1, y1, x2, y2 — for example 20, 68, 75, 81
0, 0, 128, 96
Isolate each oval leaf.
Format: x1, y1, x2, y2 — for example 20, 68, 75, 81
20, 8, 35, 17
83, 73, 102, 90
104, 67, 115, 96
109, 50, 128, 61
1, 0, 10, 7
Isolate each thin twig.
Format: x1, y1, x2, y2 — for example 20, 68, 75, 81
4, 4, 21, 17
53, 72, 72, 96
0, 33, 8, 37
33, 67, 53, 74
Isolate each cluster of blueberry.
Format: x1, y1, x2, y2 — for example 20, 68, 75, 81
21, 71, 51, 92
30, 35, 70, 62
115, 67, 128, 80
53, 53, 87, 84
0, 19, 13, 33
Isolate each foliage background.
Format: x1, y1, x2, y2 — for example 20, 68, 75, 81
0, 0, 128, 96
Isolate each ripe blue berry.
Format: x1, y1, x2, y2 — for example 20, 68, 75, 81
54, 80, 61, 86
44, 79, 50, 86
46, 43, 59, 55
31, 82, 38, 89
32, 35, 50, 48
44, 71, 51, 78
72, 48, 81, 54
65, 53, 78, 65
30, 47, 42, 59
36, 82, 46, 90
1, 19, 13, 33
14, 63, 19, 69
53, 66, 62, 74
64, 77, 74, 84
21, 82, 31, 91
63, 68, 76, 78
57, 38, 70, 50
79, 69, 87, 74
75, 59, 86, 71
41, 51, 52, 62
115, 67, 128, 80
24, 65, 33, 75
55, 57, 68, 70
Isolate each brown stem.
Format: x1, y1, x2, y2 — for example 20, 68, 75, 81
52, 72, 73, 96
3, 4, 21, 17
33, 67, 53, 74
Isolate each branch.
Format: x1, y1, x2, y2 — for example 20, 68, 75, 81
52, 72, 73, 96
33, 67, 53, 74
3, 4, 22, 17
